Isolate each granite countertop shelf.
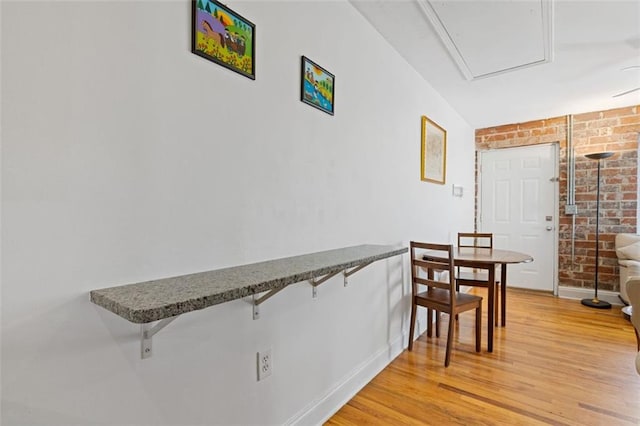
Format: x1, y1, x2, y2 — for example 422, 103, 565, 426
90, 244, 406, 358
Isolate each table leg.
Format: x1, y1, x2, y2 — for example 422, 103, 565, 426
488, 265, 495, 353
494, 273, 499, 327
501, 263, 507, 327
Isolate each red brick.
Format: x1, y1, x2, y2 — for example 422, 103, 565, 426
588, 135, 622, 144
620, 115, 640, 125
517, 120, 546, 130
575, 146, 606, 156
531, 127, 559, 136
602, 168, 621, 176
485, 134, 508, 142
602, 105, 638, 118
477, 124, 519, 135
574, 111, 604, 122
613, 123, 640, 134
547, 116, 567, 126
603, 177, 623, 184
588, 119, 620, 129
475, 128, 496, 137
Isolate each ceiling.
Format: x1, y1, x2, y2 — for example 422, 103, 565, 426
350, 0, 640, 129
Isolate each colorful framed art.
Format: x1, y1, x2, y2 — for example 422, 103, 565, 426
300, 56, 335, 115
192, 0, 255, 80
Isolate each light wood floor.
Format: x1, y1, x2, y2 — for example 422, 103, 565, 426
326, 289, 640, 425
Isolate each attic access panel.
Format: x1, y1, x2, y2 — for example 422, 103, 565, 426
419, 0, 553, 80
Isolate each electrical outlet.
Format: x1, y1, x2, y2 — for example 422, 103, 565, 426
257, 348, 272, 381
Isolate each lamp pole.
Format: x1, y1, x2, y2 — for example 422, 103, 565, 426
581, 152, 613, 309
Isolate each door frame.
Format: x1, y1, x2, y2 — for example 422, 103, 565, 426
477, 143, 560, 295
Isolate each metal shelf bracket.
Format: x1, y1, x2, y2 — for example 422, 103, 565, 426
140, 316, 179, 359
252, 260, 377, 318
253, 287, 286, 320
343, 261, 373, 286
309, 270, 342, 298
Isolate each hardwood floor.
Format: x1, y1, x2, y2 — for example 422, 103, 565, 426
326, 289, 640, 425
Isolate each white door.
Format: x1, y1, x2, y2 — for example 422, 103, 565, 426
480, 144, 557, 292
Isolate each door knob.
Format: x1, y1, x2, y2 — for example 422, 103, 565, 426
546, 226, 553, 231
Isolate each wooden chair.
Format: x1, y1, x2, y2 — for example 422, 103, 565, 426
407, 241, 482, 367
627, 277, 640, 374
456, 232, 500, 323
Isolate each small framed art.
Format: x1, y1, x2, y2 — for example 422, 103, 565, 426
421, 115, 447, 184
300, 56, 335, 115
192, 0, 255, 80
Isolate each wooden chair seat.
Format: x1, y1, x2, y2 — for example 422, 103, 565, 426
416, 288, 483, 309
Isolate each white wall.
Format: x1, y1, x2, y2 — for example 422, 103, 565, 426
1, 1, 474, 424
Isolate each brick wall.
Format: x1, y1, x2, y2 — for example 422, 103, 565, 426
476, 105, 639, 292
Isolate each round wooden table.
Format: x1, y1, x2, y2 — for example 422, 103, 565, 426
424, 247, 533, 352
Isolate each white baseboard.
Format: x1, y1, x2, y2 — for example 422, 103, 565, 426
287, 331, 407, 426
557, 286, 623, 306
287, 315, 431, 425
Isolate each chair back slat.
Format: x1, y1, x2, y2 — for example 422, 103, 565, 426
412, 258, 448, 271
458, 232, 493, 249
410, 241, 455, 305
414, 276, 448, 290
456, 232, 495, 279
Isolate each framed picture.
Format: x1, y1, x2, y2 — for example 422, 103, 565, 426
192, 0, 255, 80
421, 116, 447, 184
300, 56, 335, 115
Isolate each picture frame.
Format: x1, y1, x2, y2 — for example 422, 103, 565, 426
300, 56, 335, 115
421, 116, 447, 184
192, 0, 255, 80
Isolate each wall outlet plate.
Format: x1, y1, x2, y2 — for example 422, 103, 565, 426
257, 348, 272, 381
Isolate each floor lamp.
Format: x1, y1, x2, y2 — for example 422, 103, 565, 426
582, 151, 614, 309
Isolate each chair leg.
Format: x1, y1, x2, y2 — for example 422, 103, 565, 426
408, 299, 417, 351
634, 327, 639, 352
435, 311, 441, 337
475, 305, 482, 352
445, 313, 454, 367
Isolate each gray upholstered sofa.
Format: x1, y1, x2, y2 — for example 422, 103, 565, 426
615, 233, 640, 305
617, 234, 640, 374
625, 277, 640, 375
